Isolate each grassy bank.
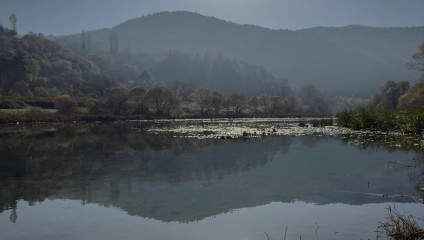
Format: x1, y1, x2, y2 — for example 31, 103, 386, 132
336, 109, 424, 134
0, 106, 332, 125
0, 108, 120, 124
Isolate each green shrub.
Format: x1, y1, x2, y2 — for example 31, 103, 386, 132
53, 94, 78, 114
33, 86, 49, 97
85, 98, 103, 114
311, 118, 333, 127
337, 109, 424, 133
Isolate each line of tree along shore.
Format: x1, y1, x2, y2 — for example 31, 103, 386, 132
0, 84, 335, 123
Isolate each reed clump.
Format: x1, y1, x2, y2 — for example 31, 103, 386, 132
378, 205, 424, 240
310, 118, 333, 127
337, 109, 424, 134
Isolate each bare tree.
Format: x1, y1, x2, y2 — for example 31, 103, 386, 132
9, 13, 17, 32
298, 84, 330, 113
210, 90, 223, 115
269, 96, 285, 115
249, 96, 260, 114
145, 86, 179, 116
127, 87, 147, 114
104, 87, 129, 114
190, 87, 212, 116
258, 94, 271, 114
298, 84, 316, 106
229, 91, 246, 115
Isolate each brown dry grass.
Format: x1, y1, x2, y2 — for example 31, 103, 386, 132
378, 205, 424, 240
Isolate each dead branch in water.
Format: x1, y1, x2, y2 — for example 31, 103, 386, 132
283, 226, 288, 240
264, 232, 270, 240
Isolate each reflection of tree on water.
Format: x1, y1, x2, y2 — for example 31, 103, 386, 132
341, 134, 424, 194
408, 154, 424, 193
341, 134, 424, 152
9, 206, 17, 223
109, 178, 121, 204
0, 125, 422, 223
299, 135, 329, 148
0, 125, 291, 222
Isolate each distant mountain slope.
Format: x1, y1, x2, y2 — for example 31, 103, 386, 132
55, 11, 424, 97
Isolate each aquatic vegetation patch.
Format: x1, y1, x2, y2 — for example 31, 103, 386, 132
341, 133, 424, 152
146, 118, 354, 139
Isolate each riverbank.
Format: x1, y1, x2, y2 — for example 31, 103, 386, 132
0, 107, 331, 125
336, 109, 424, 134
2, 117, 424, 153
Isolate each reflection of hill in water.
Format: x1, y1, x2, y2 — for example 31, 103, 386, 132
0, 125, 422, 222
0, 125, 286, 213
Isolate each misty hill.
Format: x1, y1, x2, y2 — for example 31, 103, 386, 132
55, 11, 424, 97
0, 24, 286, 105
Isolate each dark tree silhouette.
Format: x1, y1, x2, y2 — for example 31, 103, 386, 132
190, 87, 213, 116
81, 30, 87, 54
145, 86, 179, 116
229, 92, 246, 115
370, 81, 410, 109
109, 31, 119, 56
409, 42, 424, 74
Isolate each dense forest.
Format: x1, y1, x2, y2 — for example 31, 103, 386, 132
0, 25, 111, 100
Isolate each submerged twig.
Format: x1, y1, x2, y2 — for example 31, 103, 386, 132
283, 226, 288, 240
315, 222, 319, 235
264, 232, 270, 240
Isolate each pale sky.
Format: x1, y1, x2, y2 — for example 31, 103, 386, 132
1, 0, 423, 35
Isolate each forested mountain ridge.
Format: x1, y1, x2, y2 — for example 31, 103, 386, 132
54, 11, 424, 97
0, 26, 287, 100
0, 26, 114, 101
0, 24, 300, 118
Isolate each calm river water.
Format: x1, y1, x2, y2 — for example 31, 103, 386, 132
0, 121, 423, 240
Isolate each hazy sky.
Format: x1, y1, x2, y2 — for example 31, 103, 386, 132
1, 0, 423, 35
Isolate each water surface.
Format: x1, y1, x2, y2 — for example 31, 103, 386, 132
0, 122, 423, 239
